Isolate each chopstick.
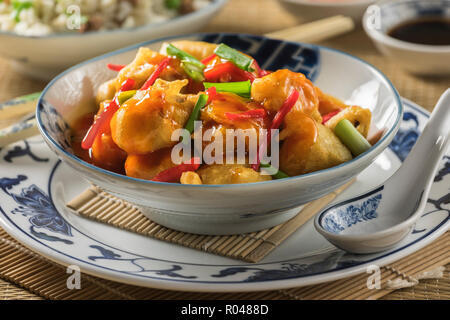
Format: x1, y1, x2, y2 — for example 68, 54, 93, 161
265, 15, 355, 42
0, 15, 355, 148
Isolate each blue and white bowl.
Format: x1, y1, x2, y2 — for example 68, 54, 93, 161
363, 0, 450, 75
37, 33, 403, 235
279, 0, 376, 23
0, 0, 228, 80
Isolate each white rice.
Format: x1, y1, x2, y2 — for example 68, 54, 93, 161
0, 0, 211, 36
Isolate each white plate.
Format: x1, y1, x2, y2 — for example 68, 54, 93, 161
0, 98, 448, 292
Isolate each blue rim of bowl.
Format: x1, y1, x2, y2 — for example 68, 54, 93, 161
0, 0, 228, 39
363, 0, 450, 53
36, 32, 403, 189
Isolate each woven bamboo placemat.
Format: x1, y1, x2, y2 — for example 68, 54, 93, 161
0, 226, 448, 300
66, 181, 353, 263
0, 0, 448, 300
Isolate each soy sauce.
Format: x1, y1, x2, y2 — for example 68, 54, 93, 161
387, 18, 450, 46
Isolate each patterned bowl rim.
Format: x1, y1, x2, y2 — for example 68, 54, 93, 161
36, 32, 403, 189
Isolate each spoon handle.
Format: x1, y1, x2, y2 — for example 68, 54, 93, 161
394, 89, 450, 194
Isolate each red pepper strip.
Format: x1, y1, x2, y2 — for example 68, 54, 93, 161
81, 98, 118, 150
204, 62, 256, 83
321, 109, 342, 124
81, 79, 135, 150
225, 108, 266, 121
252, 90, 300, 171
270, 89, 300, 130
140, 57, 172, 90
152, 157, 201, 182
206, 87, 217, 103
120, 78, 136, 92
107, 63, 126, 72
259, 69, 272, 77
252, 60, 262, 77
201, 54, 217, 65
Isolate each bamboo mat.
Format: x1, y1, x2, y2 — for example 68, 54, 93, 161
0, 0, 449, 300
0, 226, 448, 300
66, 181, 354, 263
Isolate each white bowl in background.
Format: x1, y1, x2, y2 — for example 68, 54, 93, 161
37, 33, 402, 235
279, 0, 376, 22
0, 0, 228, 80
363, 0, 450, 76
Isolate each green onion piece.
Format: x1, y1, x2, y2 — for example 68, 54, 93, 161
214, 43, 255, 72
164, 0, 181, 9
166, 44, 205, 70
334, 119, 372, 156
166, 44, 205, 82
12, 0, 33, 22
181, 61, 205, 82
117, 90, 136, 105
204, 81, 251, 98
260, 163, 289, 179
183, 94, 209, 145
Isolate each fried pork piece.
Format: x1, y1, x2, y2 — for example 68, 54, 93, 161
96, 47, 186, 104
316, 87, 350, 115
280, 123, 352, 176
110, 79, 198, 155
251, 69, 322, 122
125, 148, 176, 180
200, 92, 270, 158
160, 40, 218, 60
251, 69, 353, 176
198, 164, 271, 184
316, 87, 372, 138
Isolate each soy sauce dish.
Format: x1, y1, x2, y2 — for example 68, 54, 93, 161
37, 33, 402, 235
363, 0, 450, 76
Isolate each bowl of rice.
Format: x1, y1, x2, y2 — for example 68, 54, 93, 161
0, 0, 228, 79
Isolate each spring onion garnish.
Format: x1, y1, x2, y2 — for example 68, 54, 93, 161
334, 119, 372, 156
214, 43, 255, 72
166, 44, 205, 81
164, 0, 181, 10
117, 90, 136, 105
260, 163, 289, 179
182, 94, 209, 145
12, 0, 32, 22
181, 61, 205, 82
203, 80, 251, 98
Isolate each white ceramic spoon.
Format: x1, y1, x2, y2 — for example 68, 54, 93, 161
315, 89, 450, 254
